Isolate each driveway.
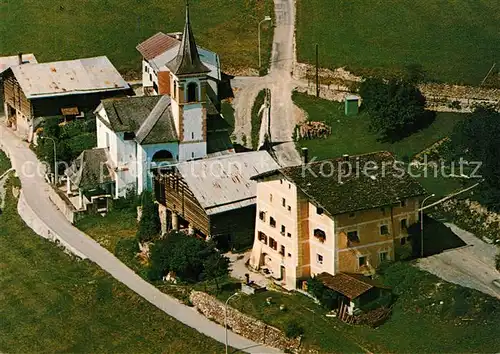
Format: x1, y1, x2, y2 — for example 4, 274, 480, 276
417, 223, 500, 299
232, 0, 302, 167
0, 121, 280, 353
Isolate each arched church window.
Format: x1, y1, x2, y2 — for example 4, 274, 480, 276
187, 82, 198, 102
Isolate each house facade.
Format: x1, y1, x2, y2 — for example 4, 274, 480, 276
1, 56, 131, 141
249, 151, 427, 290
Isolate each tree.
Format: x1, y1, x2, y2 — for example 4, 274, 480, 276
202, 252, 230, 291
148, 231, 229, 283
136, 191, 161, 243
359, 78, 434, 142
449, 106, 500, 209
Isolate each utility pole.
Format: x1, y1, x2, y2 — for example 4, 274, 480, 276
315, 43, 320, 97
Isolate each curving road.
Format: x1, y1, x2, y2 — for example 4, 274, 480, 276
0, 121, 280, 354
232, 0, 302, 167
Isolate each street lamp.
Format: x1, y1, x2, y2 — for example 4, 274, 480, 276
258, 16, 272, 70
41, 136, 57, 185
225, 292, 240, 354
420, 193, 436, 258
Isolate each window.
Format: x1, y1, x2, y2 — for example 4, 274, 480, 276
105, 132, 110, 148
400, 237, 406, 246
347, 230, 360, 243
401, 219, 408, 230
259, 211, 266, 222
269, 194, 273, 202
287, 205, 291, 212
173, 81, 177, 99
287, 232, 291, 238
191, 152, 195, 159
282, 198, 286, 207
145, 65, 148, 73
379, 252, 389, 262
380, 225, 389, 235
280, 245, 285, 256
358, 256, 367, 267
287, 253, 292, 258
281, 225, 286, 235
269, 237, 277, 250
191, 132, 194, 139
348, 212, 356, 218
280, 179, 283, 184
269, 217, 276, 228
187, 82, 198, 102
288, 183, 291, 189
258, 231, 267, 244
380, 207, 386, 216
401, 199, 407, 207
317, 254, 323, 265
314, 228, 326, 242
316, 207, 324, 215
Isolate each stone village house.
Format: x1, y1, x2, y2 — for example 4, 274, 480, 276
249, 151, 427, 291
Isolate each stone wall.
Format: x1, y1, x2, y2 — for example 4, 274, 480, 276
189, 291, 300, 351
47, 185, 78, 224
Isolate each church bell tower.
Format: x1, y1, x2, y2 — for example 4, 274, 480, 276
167, 2, 210, 162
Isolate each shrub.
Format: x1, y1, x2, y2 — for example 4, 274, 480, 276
284, 320, 304, 338
114, 238, 139, 262
136, 191, 160, 243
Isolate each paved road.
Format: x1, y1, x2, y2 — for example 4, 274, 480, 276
232, 0, 302, 167
0, 122, 280, 354
417, 223, 500, 299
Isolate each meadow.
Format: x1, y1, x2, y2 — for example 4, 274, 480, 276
1, 0, 274, 76
296, 0, 500, 85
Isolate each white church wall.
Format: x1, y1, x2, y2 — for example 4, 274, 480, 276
182, 104, 203, 142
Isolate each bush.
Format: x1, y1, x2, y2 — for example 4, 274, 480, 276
114, 238, 139, 262
307, 277, 338, 310
136, 191, 160, 243
284, 320, 304, 338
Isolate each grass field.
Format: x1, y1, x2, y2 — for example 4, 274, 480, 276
293, 92, 468, 160
0, 150, 11, 176
1, 0, 274, 75
0, 175, 224, 352
296, 0, 500, 85
221, 261, 500, 353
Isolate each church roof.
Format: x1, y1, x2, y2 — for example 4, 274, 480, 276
166, 3, 210, 76
98, 96, 178, 145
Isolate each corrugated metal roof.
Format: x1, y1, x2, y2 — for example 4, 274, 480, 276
0, 53, 37, 74
11, 56, 130, 99
176, 151, 280, 215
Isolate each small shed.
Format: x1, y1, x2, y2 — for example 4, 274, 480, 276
316, 272, 391, 315
344, 94, 359, 116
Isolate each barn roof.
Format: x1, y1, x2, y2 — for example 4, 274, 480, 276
10, 56, 130, 99
176, 151, 280, 215
0, 53, 37, 74
316, 272, 390, 299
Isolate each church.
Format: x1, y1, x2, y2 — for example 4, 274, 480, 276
66, 3, 234, 202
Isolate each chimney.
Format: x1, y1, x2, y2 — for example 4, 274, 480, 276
302, 147, 309, 164
18, 53, 23, 65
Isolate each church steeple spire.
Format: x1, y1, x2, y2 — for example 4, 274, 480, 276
167, 1, 210, 75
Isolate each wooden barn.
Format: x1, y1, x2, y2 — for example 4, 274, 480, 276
154, 151, 279, 250
1, 56, 132, 141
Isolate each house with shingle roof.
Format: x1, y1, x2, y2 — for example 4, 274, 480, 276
248, 151, 428, 290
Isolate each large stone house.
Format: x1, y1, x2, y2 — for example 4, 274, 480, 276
1, 56, 131, 141
249, 151, 427, 290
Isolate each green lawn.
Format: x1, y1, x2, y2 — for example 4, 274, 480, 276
0, 150, 11, 176
293, 92, 468, 160
221, 262, 500, 353
0, 177, 224, 353
296, 0, 500, 85
1, 0, 274, 75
